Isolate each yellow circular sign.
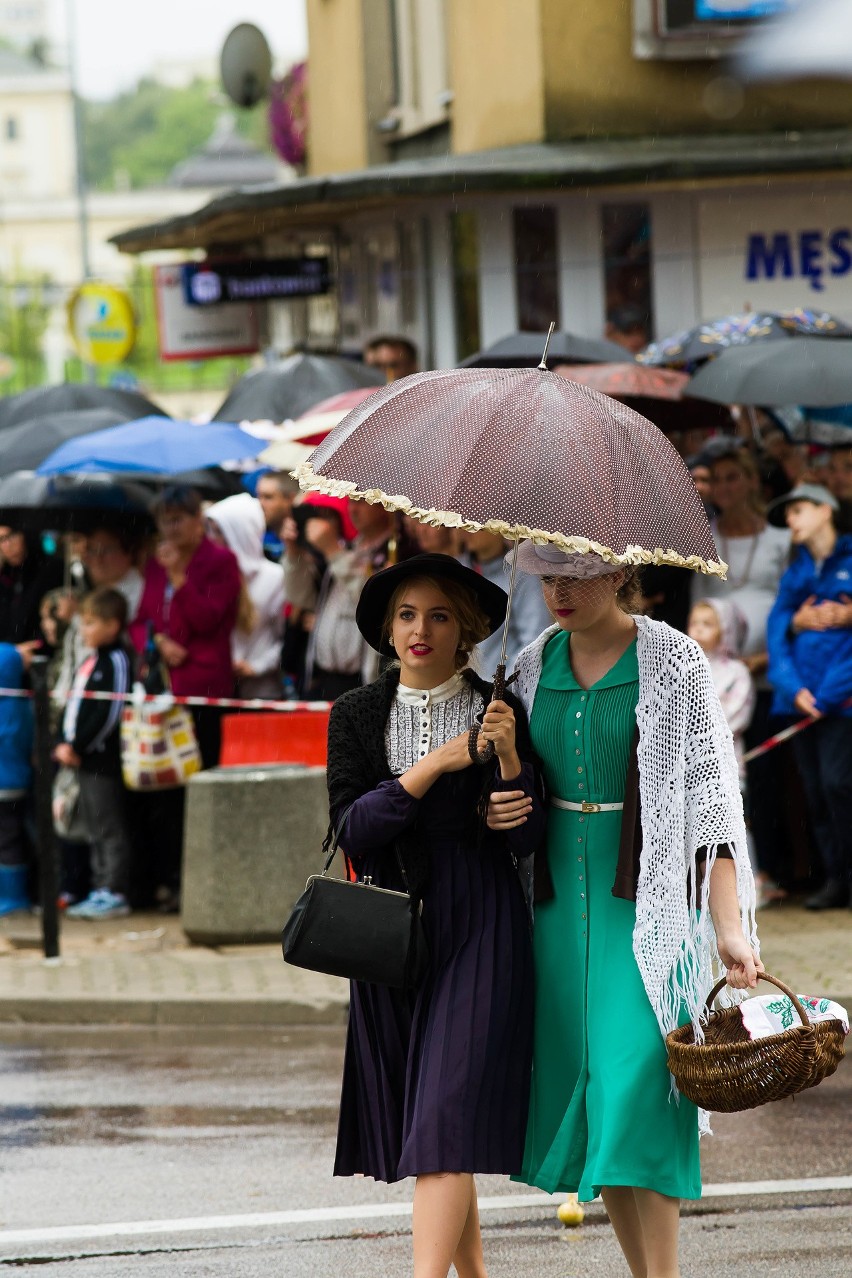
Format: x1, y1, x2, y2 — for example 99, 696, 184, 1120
67, 283, 137, 365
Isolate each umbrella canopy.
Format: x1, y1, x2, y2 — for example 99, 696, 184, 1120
686, 339, 852, 408
0, 383, 165, 431
459, 331, 629, 369
638, 310, 852, 369
258, 388, 382, 469
214, 354, 384, 424
553, 362, 735, 436
0, 408, 131, 477
554, 363, 688, 399
0, 471, 155, 533
296, 368, 723, 576
37, 416, 262, 477
735, 0, 852, 81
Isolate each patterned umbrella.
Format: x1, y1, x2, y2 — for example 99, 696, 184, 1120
296, 367, 722, 578
638, 309, 852, 370
298, 366, 723, 759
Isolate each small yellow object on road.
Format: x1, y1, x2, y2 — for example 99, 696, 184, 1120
557, 1194, 585, 1226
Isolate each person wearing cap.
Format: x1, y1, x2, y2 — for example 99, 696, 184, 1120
325, 553, 544, 1278
766, 483, 852, 911
487, 542, 760, 1278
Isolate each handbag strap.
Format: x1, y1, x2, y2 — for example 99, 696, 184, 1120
322, 801, 415, 901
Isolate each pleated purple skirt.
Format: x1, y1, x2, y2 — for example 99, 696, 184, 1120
334, 815, 534, 1182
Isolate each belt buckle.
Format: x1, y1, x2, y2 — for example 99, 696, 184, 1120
581, 800, 601, 814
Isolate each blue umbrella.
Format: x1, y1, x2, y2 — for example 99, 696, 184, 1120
37, 415, 262, 476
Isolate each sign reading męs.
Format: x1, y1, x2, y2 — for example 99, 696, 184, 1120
696, 189, 852, 322
182, 258, 332, 306
746, 230, 852, 293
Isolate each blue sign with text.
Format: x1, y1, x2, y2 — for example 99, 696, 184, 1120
696, 0, 792, 18
745, 229, 852, 293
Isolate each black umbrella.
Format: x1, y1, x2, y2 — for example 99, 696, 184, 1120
132, 467, 245, 501
0, 408, 131, 477
459, 331, 630, 369
214, 354, 385, 424
0, 383, 166, 431
0, 471, 155, 533
686, 339, 852, 408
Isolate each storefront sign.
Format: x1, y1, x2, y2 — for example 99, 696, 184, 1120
67, 283, 137, 365
181, 257, 331, 306
745, 229, 852, 293
154, 264, 259, 361
696, 189, 852, 320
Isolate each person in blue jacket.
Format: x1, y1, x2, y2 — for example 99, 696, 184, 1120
766, 483, 852, 910
0, 643, 34, 915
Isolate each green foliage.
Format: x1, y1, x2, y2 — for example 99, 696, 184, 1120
83, 78, 270, 191
0, 277, 51, 391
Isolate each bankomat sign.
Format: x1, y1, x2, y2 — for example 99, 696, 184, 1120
745, 230, 852, 294
182, 258, 332, 306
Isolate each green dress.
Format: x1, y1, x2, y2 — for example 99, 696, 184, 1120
517, 630, 700, 1202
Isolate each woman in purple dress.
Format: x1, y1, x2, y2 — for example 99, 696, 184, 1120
326, 552, 544, 1278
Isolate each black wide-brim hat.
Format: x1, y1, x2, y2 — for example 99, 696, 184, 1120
356, 552, 508, 655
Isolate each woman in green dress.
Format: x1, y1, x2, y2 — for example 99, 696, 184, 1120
488, 542, 762, 1278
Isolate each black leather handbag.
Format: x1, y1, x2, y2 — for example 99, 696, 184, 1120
281, 806, 428, 989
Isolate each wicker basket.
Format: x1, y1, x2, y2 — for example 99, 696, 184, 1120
666, 972, 846, 1113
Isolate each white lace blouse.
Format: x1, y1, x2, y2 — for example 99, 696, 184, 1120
384, 672, 484, 775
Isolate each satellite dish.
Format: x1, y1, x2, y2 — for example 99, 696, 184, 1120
220, 23, 273, 108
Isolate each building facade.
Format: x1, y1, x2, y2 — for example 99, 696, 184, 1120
113, 1, 852, 367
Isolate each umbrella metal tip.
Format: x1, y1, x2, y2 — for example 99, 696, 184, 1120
537, 322, 557, 371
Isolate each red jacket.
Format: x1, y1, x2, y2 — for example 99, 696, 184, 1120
131, 538, 241, 699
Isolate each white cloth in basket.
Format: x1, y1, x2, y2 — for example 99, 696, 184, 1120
740, 994, 849, 1041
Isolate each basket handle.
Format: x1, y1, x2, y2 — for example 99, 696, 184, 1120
704, 971, 811, 1028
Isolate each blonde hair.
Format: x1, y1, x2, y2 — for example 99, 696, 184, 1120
709, 448, 767, 517
382, 575, 492, 670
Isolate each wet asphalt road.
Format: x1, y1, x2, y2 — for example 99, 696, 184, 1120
0, 1024, 849, 1276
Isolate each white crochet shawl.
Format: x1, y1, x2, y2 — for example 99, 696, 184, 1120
513, 615, 759, 1054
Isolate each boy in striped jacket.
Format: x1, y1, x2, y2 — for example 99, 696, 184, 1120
56, 588, 133, 920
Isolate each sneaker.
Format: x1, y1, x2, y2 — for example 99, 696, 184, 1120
65, 890, 107, 919
67, 890, 130, 920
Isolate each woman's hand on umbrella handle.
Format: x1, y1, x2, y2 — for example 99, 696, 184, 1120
486, 789, 533, 830
480, 699, 521, 779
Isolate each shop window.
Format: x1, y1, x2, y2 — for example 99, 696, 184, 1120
601, 203, 653, 348
513, 208, 560, 333
450, 211, 480, 362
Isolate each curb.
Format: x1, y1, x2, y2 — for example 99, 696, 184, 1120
0, 995, 350, 1027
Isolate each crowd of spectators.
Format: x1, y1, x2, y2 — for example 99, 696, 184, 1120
1, 336, 851, 922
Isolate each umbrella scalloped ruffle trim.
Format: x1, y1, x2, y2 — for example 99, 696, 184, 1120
294, 461, 728, 579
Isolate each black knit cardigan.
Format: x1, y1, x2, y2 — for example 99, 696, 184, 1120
325, 665, 543, 900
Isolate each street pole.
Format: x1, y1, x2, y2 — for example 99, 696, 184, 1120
30, 656, 60, 960
65, 0, 95, 384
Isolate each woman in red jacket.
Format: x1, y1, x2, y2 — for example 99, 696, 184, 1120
133, 485, 241, 767
130, 486, 242, 913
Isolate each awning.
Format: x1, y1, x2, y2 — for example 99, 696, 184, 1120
112, 129, 852, 254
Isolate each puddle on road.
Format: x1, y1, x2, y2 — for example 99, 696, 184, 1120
0, 1103, 337, 1147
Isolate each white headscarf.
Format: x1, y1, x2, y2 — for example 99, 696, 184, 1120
207, 493, 286, 675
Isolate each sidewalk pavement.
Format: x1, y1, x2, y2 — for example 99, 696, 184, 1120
0, 899, 849, 1027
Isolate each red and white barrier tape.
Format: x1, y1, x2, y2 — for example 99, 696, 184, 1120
741, 716, 815, 764
0, 687, 332, 712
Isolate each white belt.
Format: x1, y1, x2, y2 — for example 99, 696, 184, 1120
550, 797, 624, 814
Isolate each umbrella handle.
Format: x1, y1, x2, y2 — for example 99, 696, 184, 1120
468, 664, 506, 765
